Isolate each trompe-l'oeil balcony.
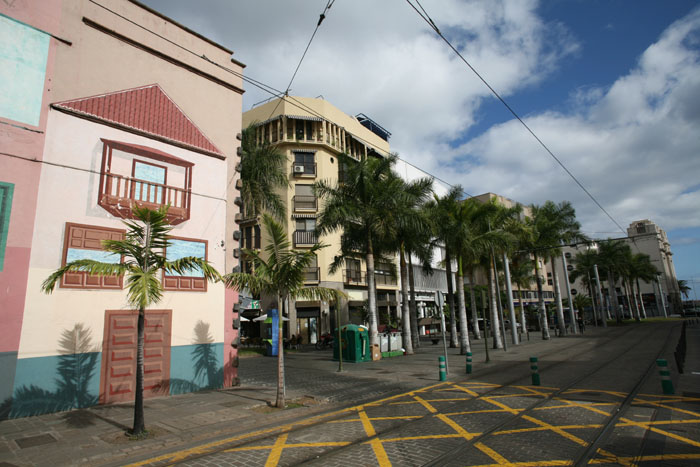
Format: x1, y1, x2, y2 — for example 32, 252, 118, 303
98, 139, 193, 225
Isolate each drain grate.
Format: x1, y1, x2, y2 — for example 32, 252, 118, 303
15, 433, 57, 449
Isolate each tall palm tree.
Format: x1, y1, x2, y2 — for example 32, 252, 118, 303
42, 206, 220, 435
390, 175, 433, 355
239, 124, 289, 219
596, 239, 629, 324
570, 248, 603, 324
678, 279, 691, 300
632, 253, 657, 319
426, 186, 464, 348
315, 153, 403, 348
223, 214, 342, 408
509, 253, 535, 338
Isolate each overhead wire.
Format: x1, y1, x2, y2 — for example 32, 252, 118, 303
405, 0, 627, 235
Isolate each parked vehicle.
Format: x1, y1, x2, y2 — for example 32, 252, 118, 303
315, 333, 334, 350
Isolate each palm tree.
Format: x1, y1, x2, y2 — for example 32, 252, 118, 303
315, 153, 403, 348
678, 279, 691, 300
569, 248, 603, 324
239, 124, 289, 219
509, 253, 535, 338
390, 175, 433, 355
631, 253, 656, 319
596, 239, 628, 324
222, 214, 342, 408
425, 186, 464, 348
42, 206, 220, 435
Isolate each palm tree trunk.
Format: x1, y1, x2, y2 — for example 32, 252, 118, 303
534, 254, 550, 340
593, 264, 607, 327
468, 270, 481, 339
607, 270, 622, 323
488, 261, 503, 349
456, 257, 471, 354
502, 253, 519, 345
445, 248, 458, 348
517, 284, 527, 339
275, 295, 286, 408
630, 280, 641, 321
551, 257, 567, 336
132, 307, 146, 435
366, 237, 379, 348
400, 246, 413, 354
637, 278, 647, 319
408, 254, 419, 348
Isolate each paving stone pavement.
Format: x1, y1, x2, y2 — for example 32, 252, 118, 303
0, 321, 698, 466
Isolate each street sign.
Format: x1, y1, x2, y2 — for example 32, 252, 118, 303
436, 290, 444, 309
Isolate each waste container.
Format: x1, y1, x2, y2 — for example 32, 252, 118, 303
333, 324, 371, 362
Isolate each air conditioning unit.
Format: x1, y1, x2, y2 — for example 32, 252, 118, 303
293, 165, 305, 174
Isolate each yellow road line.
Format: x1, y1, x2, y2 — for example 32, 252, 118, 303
264, 433, 288, 467
482, 397, 520, 415
379, 433, 464, 442
618, 416, 700, 448
436, 413, 478, 440
534, 402, 614, 412
328, 415, 422, 423
474, 441, 511, 464
445, 408, 525, 416
633, 400, 700, 418
467, 461, 572, 467
550, 398, 612, 417
358, 409, 391, 465
521, 415, 588, 447
389, 396, 471, 406
494, 423, 602, 436
412, 394, 439, 413
446, 382, 481, 397
589, 453, 700, 464
616, 418, 700, 428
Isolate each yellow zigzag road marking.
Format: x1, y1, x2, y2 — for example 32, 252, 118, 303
589, 453, 700, 464
551, 398, 613, 417
618, 416, 700, 448
223, 441, 351, 453
264, 433, 288, 467
445, 408, 525, 416
474, 441, 511, 464
436, 413, 478, 440
633, 399, 700, 418
521, 415, 588, 447
328, 415, 422, 424
482, 397, 520, 415
494, 423, 603, 436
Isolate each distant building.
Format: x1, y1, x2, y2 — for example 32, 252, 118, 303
1, 0, 243, 418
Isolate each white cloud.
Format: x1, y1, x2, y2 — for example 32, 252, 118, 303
454, 7, 700, 233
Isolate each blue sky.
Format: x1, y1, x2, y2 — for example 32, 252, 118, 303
143, 0, 700, 298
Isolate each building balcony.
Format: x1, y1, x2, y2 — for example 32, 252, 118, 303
99, 173, 190, 225
293, 195, 317, 211
303, 267, 320, 284
294, 230, 317, 246
344, 269, 366, 286
375, 272, 397, 287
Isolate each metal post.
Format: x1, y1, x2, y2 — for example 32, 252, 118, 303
593, 264, 607, 327
656, 359, 674, 394
561, 251, 578, 334
336, 304, 343, 372
466, 351, 472, 374
587, 271, 598, 326
438, 356, 446, 381
530, 356, 540, 386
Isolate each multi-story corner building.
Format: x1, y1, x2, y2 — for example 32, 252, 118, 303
240, 97, 400, 344
557, 219, 681, 318
0, 0, 243, 418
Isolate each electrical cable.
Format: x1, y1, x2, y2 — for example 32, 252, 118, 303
405, 0, 627, 234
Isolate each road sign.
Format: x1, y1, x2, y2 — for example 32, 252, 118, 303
436, 290, 444, 308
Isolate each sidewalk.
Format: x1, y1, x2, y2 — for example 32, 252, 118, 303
0, 323, 687, 466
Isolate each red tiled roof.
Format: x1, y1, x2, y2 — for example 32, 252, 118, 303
52, 84, 224, 158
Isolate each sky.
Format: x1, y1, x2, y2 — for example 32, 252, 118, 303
142, 0, 700, 299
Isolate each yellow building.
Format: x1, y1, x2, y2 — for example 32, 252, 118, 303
240, 97, 400, 344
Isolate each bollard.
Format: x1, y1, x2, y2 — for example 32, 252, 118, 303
439, 356, 447, 381
530, 356, 540, 386
656, 359, 674, 394
466, 352, 473, 374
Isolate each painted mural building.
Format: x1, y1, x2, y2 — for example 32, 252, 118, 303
0, 0, 243, 418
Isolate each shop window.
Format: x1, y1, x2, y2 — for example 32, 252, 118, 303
0, 182, 15, 271
163, 238, 208, 291
60, 223, 124, 289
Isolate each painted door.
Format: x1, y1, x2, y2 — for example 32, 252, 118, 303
100, 310, 172, 404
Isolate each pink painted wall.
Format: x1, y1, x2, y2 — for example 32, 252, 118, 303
224, 287, 239, 387
0, 0, 62, 353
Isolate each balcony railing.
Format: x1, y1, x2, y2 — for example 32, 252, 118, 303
303, 267, 320, 283
375, 272, 397, 286
99, 173, 190, 225
344, 269, 365, 285
294, 230, 317, 246
343, 269, 397, 286
293, 195, 317, 211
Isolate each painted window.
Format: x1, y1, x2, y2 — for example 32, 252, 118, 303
132, 159, 166, 204
0, 16, 50, 126
0, 182, 14, 271
60, 223, 124, 289
163, 237, 207, 291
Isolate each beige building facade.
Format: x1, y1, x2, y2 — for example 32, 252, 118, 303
241, 97, 400, 343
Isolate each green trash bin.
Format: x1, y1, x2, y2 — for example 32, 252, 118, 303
334, 324, 371, 362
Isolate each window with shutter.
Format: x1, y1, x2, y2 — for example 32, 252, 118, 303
60, 223, 124, 289
163, 237, 208, 291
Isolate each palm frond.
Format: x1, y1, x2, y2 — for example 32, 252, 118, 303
41, 260, 131, 293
